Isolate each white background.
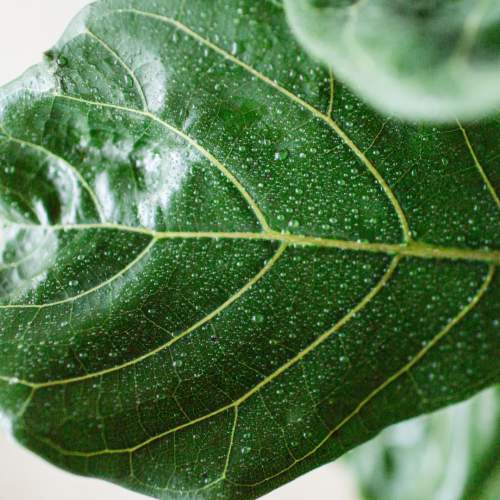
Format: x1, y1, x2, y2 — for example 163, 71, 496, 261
0, 2, 359, 499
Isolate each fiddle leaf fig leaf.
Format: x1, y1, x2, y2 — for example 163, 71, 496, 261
284, 0, 500, 122
0, 1, 498, 499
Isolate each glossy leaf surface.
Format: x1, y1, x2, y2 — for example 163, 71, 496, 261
0, 1, 498, 498
284, 0, 500, 121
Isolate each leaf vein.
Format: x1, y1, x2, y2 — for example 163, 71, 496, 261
229, 264, 495, 488
85, 28, 149, 112
4, 223, 499, 264
52, 93, 271, 231
0, 238, 156, 309
1, 243, 287, 385
20, 255, 399, 457
457, 120, 499, 209
112, 8, 411, 241
2, 133, 105, 222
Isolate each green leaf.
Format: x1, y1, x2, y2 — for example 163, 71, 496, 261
0, 1, 498, 498
345, 387, 500, 500
284, 0, 500, 122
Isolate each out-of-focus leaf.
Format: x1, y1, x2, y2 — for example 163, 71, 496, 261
284, 0, 500, 122
346, 387, 500, 500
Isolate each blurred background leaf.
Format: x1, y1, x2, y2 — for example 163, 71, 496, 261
345, 387, 499, 500
284, 0, 500, 122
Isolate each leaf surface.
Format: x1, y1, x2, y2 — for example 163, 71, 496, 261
284, 0, 500, 121
0, 1, 498, 498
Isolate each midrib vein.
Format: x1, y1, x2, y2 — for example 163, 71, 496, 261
112, 8, 411, 241
6, 222, 500, 264
0, 5, 495, 489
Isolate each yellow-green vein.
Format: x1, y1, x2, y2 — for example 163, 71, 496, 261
231, 264, 495, 488
457, 120, 499, 208
22, 255, 398, 456
3, 134, 105, 222
12, 243, 287, 387
4, 223, 500, 264
0, 238, 156, 310
85, 28, 148, 112
113, 7, 411, 241
52, 93, 271, 231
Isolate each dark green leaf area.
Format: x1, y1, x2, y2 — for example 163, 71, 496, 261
0, 1, 498, 499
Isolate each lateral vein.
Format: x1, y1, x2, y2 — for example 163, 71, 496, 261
113, 7, 411, 241
231, 264, 495, 488
0, 238, 156, 310
3, 134, 106, 222
14, 243, 287, 387
457, 120, 499, 209
85, 28, 149, 112
52, 93, 271, 232
20, 257, 399, 457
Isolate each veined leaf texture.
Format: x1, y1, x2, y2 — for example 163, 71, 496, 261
0, 1, 498, 498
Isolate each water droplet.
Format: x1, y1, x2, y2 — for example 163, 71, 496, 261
252, 314, 264, 323
57, 56, 68, 67
274, 149, 289, 161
